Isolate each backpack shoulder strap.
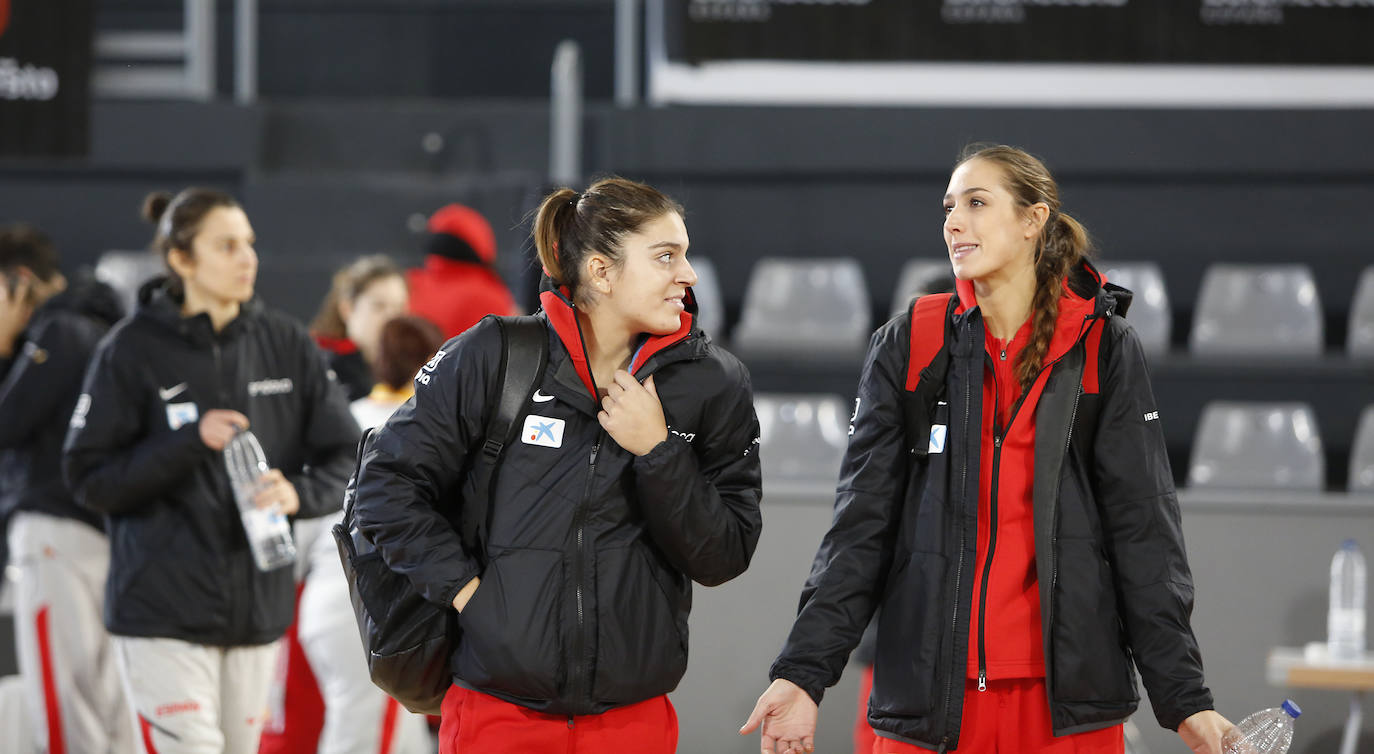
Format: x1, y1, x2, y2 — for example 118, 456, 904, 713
461, 315, 549, 553
901, 293, 957, 457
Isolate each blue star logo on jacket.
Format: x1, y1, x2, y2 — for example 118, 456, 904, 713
521, 415, 565, 449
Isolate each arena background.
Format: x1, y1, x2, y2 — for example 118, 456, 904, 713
2, 2, 1372, 752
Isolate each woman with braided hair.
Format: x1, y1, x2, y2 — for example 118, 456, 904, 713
744, 146, 1234, 754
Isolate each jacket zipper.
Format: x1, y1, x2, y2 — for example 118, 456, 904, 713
975, 354, 1034, 692
567, 435, 601, 711
214, 338, 251, 640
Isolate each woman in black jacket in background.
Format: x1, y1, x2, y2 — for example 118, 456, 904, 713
63, 188, 359, 754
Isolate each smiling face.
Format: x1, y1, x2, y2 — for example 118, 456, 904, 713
168, 206, 258, 307
595, 212, 697, 336
942, 158, 1045, 286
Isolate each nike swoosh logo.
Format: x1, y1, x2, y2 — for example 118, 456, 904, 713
159, 383, 188, 401
532, 390, 555, 403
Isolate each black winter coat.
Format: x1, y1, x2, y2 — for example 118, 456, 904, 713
770, 265, 1213, 750
353, 305, 763, 716
0, 273, 123, 530
63, 279, 360, 645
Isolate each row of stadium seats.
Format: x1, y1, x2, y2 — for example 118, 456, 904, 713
756, 394, 1374, 495
699, 258, 1374, 359
98, 250, 1371, 360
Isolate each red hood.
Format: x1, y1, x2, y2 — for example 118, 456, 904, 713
954, 261, 1104, 364
538, 286, 694, 400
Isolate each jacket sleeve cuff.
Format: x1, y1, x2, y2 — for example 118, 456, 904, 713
435, 564, 483, 611
632, 434, 689, 476
1158, 691, 1216, 731
769, 663, 827, 706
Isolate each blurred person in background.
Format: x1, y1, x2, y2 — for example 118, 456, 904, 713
310, 254, 411, 402
406, 202, 518, 339
0, 223, 133, 753
744, 146, 1234, 754
354, 177, 763, 753
286, 315, 443, 754
63, 188, 360, 754
265, 253, 411, 752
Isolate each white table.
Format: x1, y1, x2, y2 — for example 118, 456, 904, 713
1267, 645, 1374, 754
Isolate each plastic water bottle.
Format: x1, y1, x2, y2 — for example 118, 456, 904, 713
1328, 539, 1367, 661
223, 430, 296, 571
1221, 700, 1301, 754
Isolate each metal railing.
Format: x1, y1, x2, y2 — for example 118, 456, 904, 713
93, 0, 256, 102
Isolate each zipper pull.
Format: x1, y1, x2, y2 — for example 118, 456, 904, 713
994, 436, 1002, 448
978, 671, 987, 692
567, 716, 575, 730
1000, 347, 1007, 361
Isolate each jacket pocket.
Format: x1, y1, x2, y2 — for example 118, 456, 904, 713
870, 551, 948, 719
454, 547, 565, 701
591, 543, 687, 705
1050, 539, 1138, 704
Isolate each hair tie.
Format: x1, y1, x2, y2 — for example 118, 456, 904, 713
157, 205, 175, 241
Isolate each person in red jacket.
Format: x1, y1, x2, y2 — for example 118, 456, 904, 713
407, 203, 518, 339
744, 146, 1235, 754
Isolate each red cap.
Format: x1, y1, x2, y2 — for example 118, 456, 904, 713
427, 204, 497, 264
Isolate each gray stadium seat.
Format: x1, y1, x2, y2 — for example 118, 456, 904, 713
755, 393, 851, 485
94, 249, 163, 316
1187, 401, 1324, 491
732, 258, 871, 360
688, 256, 725, 339
1189, 264, 1323, 356
889, 258, 954, 318
1350, 406, 1374, 493
1101, 261, 1171, 357
1347, 267, 1374, 358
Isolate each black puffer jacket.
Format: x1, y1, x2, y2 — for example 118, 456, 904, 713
0, 272, 123, 530
770, 263, 1213, 750
63, 279, 360, 645
354, 291, 763, 716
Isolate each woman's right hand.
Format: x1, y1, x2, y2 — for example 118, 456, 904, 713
198, 409, 250, 450
740, 678, 818, 754
452, 576, 481, 613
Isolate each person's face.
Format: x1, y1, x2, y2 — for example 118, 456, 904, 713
942, 158, 1045, 283
342, 274, 408, 357
171, 206, 258, 306
593, 212, 697, 336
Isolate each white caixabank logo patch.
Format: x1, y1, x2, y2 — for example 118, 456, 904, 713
521, 414, 565, 449
166, 402, 199, 431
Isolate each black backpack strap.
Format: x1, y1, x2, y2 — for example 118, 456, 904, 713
460, 315, 549, 555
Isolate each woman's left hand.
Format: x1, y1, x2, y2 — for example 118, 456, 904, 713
598, 371, 667, 456
253, 469, 301, 516
1178, 709, 1236, 754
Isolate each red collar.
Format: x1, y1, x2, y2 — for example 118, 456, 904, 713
538, 288, 694, 401
954, 267, 1100, 364
313, 333, 358, 355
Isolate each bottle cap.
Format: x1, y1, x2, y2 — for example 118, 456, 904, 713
1281, 699, 1302, 718
1342, 539, 1359, 550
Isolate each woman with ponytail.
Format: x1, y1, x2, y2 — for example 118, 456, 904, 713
745, 146, 1234, 754
353, 177, 763, 753
63, 188, 360, 754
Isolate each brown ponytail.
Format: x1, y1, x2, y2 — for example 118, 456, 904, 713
533, 187, 581, 288
957, 145, 1093, 393
531, 177, 683, 307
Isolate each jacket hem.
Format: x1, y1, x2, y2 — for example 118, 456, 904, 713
873, 729, 940, 751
